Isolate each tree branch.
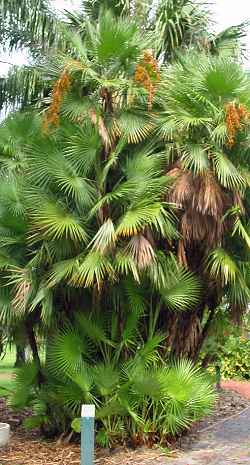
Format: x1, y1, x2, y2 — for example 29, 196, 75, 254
0, 59, 14, 66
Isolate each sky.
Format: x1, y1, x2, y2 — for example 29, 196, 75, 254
1, 0, 250, 75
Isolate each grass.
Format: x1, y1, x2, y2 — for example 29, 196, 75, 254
0, 348, 15, 396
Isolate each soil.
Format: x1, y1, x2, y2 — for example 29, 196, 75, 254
0, 389, 249, 465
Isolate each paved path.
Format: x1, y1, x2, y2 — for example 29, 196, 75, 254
222, 380, 250, 400
163, 405, 250, 464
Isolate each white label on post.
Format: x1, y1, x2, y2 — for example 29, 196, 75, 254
81, 404, 96, 418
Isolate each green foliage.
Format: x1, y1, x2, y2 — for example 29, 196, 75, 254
200, 309, 250, 380
220, 335, 250, 380
11, 315, 216, 446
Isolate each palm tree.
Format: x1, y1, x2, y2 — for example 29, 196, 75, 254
0, 9, 250, 364
155, 52, 250, 358
0, 12, 201, 376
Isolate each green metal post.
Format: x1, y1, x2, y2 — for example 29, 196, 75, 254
81, 405, 95, 465
215, 364, 221, 391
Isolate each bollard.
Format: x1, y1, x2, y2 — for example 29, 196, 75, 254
81, 405, 95, 465
215, 365, 221, 391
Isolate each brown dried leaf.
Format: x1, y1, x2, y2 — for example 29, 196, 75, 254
126, 234, 155, 269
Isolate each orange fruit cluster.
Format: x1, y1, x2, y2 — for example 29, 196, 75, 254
225, 102, 250, 147
134, 51, 160, 109
44, 69, 71, 130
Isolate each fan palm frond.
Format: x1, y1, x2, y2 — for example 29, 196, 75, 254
30, 200, 88, 243
206, 248, 238, 285
47, 325, 86, 376
88, 219, 116, 254
213, 151, 246, 191
70, 251, 114, 288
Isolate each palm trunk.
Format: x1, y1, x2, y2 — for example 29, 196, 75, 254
25, 322, 44, 385
169, 298, 217, 360
170, 309, 203, 360
14, 344, 26, 367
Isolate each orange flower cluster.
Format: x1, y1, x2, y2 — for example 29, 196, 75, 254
225, 102, 250, 147
134, 51, 160, 109
44, 69, 71, 130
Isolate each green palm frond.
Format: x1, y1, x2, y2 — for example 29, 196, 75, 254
63, 123, 100, 176
113, 110, 154, 144
210, 22, 248, 59
0, 0, 61, 51
0, 66, 44, 111
116, 202, 161, 237
93, 363, 120, 396
228, 277, 250, 309
124, 148, 166, 179
232, 217, 250, 249
11, 362, 39, 408
29, 286, 53, 326
158, 359, 216, 434
47, 257, 79, 287
124, 277, 146, 315
213, 152, 246, 191
47, 325, 86, 376
155, 0, 209, 60
76, 313, 114, 347
55, 379, 92, 414
70, 251, 114, 288
61, 95, 94, 122
149, 253, 201, 311
131, 368, 163, 400
161, 268, 201, 311
68, 368, 94, 403
86, 9, 147, 67
49, 156, 97, 210
30, 200, 88, 243
130, 334, 164, 370
0, 286, 13, 324
206, 248, 238, 285
116, 201, 175, 238
114, 251, 140, 282
181, 144, 209, 174
88, 219, 116, 254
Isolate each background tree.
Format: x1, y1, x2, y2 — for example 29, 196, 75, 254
1, 0, 246, 111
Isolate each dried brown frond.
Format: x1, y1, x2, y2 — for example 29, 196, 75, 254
126, 234, 155, 269
167, 166, 182, 178
181, 209, 223, 245
233, 191, 245, 214
177, 239, 188, 267
89, 109, 111, 151
169, 171, 194, 208
12, 280, 31, 314
193, 172, 225, 219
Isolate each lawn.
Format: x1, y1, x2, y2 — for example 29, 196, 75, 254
0, 348, 15, 396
